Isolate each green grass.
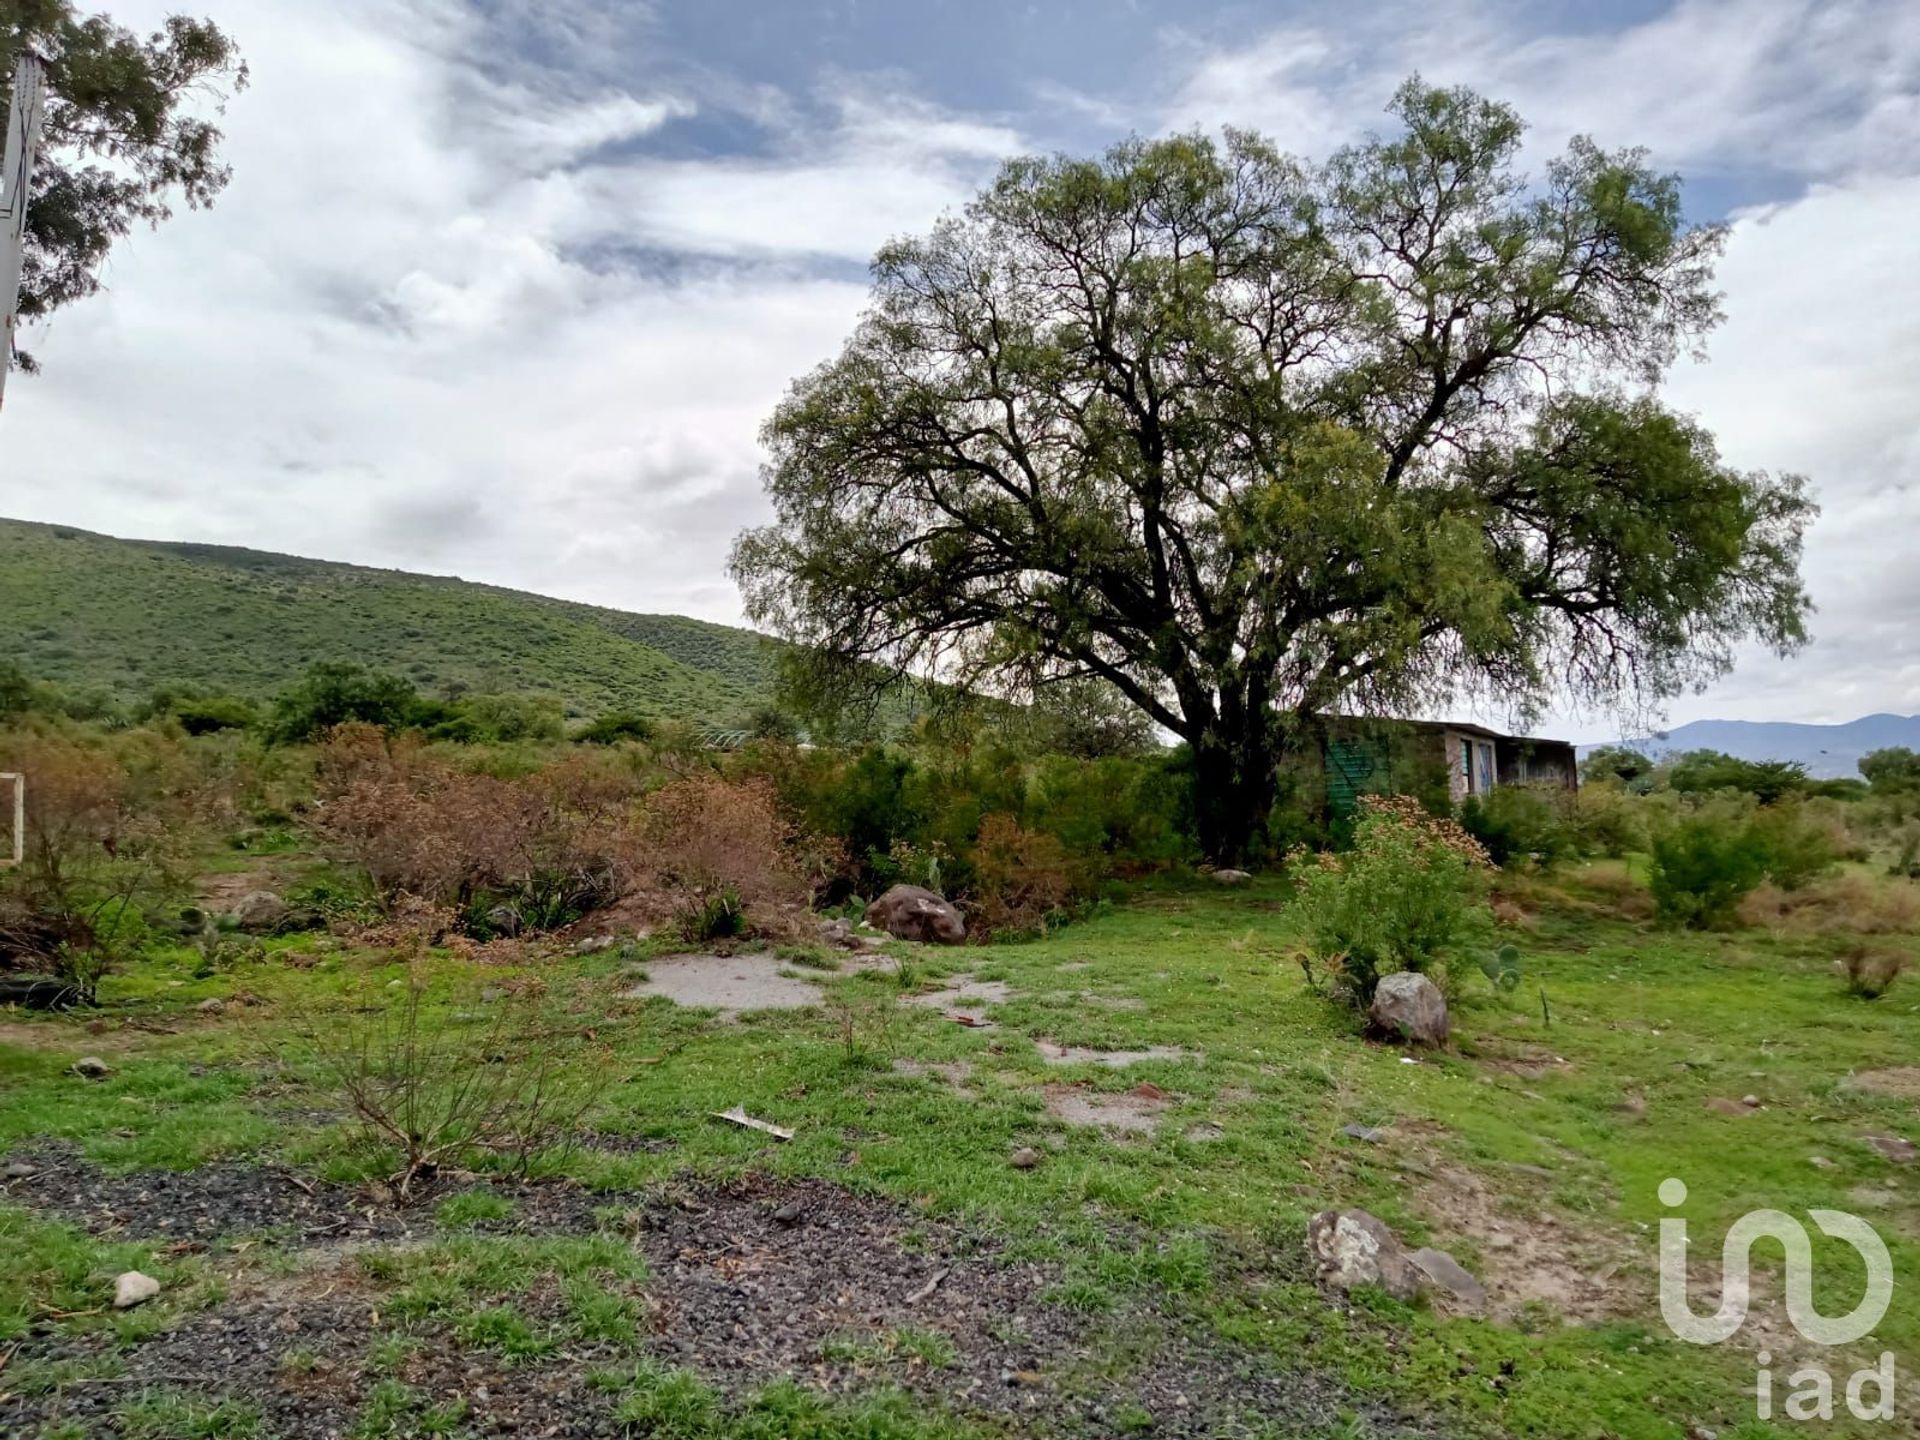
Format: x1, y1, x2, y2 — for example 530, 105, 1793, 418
3, 863, 1917, 1438
0, 517, 778, 721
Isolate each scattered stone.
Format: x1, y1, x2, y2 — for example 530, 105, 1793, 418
1307, 1209, 1419, 1301
70, 1056, 110, 1079
1210, 868, 1252, 885
820, 917, 857, 949
1860, 1134, 1916, 1164
1408, 1247, 1488, 1312
1368, 972, 1449, 1048
113, 1271, 161, 1309
194, 997, 226, 1015
772, 1201, 805, 1227
1686, 1426, 1718, 1440
4, 1160, 37, 1179
1616, 1091, 1648, 1119
1341, 1123, 1385, 1144
1183, 1122, 1226, 1143
1009, 1146, 1042, 1170
573, 934, 616, 955
228, 890, 289, 933
864, 884, 967, 945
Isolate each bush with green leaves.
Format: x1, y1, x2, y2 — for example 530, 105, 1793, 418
1666, 750, 1810, 804
1289, 797, 1488, 1004
1459, 785, 1575, 867
1648, 809, 1771, 928
1748, 801, 1843, 891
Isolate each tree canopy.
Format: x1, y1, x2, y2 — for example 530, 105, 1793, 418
2, 0, 245, 369
732, 79, 1814, 860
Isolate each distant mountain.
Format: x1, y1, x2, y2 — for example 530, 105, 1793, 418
1579, 714, 1920, 780
0, 518, 781, 722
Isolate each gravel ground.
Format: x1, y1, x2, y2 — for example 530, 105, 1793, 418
2, 1151, 1450, 1439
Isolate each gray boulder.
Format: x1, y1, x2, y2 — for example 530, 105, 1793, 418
1408, 1246, 1488, 1313
228, 890, 290, 934
1369, 971, 1449, 1048
1307, 1209, 1419, 1301
864, 885, 966, 946
1211, 868, 1253, 885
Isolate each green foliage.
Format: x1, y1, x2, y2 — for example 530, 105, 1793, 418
733, 79, 1813, 863
1747, 800, 1843, 890
268, 663, 420, 743
575, 710, 656, 745
1, 2, 247, 372
1861, 746, 1920, 792
1459, 787, 1574, 867
1477, 943, 1523, 993
1291, 804, 1481, 1002
1666, 749, 1810, 803
0, 520, 775, 722
1648, 810, 1770, 929
682, 886, 746, 943
1579, 745, 1654, 788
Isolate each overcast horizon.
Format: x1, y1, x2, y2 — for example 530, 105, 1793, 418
4, 0, 1917, 744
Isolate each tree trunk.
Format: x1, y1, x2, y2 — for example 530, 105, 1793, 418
1191, 724, 1278, 866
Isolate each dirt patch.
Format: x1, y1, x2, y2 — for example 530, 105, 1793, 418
1848, 1067, 1920, 1100
903, 976, 1015, 1011
1035, 1038, 1198, 1068
890, 1058, 977, 1098
622, 952, 824, 1015
1411, 1160, 1638, 1326
1044, 1083, 1169, 1135
2, 1171, 1445, 1440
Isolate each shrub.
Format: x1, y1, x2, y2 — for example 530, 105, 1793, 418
1748, 801, 1842, 891
269, 662, 421, 743
1459, 786, 1574, 867
1841, 947, 1906, 1000
576, 711, 656, 745
1289, 795, 1489, 1004
1648, 811, 1770, 929
299, 958, 602, 1199
1667, 750, 1810, 804
632, 774, 822, 940
968, 812, 1080, 937
1567, 783, 1647, 858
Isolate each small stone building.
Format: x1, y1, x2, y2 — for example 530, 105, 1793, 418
1308, 716, 1579, 819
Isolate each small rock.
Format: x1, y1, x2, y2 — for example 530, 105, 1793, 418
1861, 1134, 1916, 1164
113, 1271, 161, 1309
1686, 1427, 1718, 1440
1809, 1155, 1835, 1170
1009, 1146, 1042, 1170
1615, 1091, 1648, 1119
1741, 1094, 1761, 1109
1307, 1209, 1419, 1301
772, 1201, 804, 1227
573, 935, 616, 955
1210, 868, 1252, 885
228, 890, 290, 933
1408, 1246, 1488, 1313
1341, 1123, 1385, 1144
194, 997, 226, 1015
1368, 972, 1449, 1048
4, 1160, 36, 1179
71, 1056, 110, 1079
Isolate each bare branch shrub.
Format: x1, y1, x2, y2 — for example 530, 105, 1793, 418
1841, 946, 1906, 1001
629, 774, 819, 941
298, 949, 605, 1200
968, 812, 1082, 936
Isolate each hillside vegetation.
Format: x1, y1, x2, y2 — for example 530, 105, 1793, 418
0, 519, 777, 722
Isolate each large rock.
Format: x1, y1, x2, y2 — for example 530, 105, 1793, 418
113, 1271, 161, 1309
1368, 971, 1449, 1048
228, 890, 290, 934
864, 885, 966, 946
1307, 1209, 1419, 1301
1408, 1246, 1488, 1313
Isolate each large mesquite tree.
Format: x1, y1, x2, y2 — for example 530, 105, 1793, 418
732, 82, 1814, 862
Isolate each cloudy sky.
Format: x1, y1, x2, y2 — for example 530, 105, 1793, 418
5, 0, 1918, 739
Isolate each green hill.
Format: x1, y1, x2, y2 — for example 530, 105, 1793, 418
0, 518, 781, 722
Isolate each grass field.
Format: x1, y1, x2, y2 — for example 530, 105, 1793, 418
0, 518, 779, 721
2, 860, 1916, 1439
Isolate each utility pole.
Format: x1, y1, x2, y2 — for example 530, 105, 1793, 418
1, 49, 49, 418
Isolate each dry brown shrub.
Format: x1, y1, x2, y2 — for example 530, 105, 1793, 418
968, 812, 1082, 936
1737, 871, 1920, 935
1840, 945, 1907, 1000
1356, 793, 1494, 868
629, 773, 821, 939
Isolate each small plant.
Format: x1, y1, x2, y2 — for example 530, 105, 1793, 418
1648, 811, 1770, 929
1476, 943, 1523, 993
297, 955, 602, 1200
1842, 947, 1906, 1000
681, 886, 746, 943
